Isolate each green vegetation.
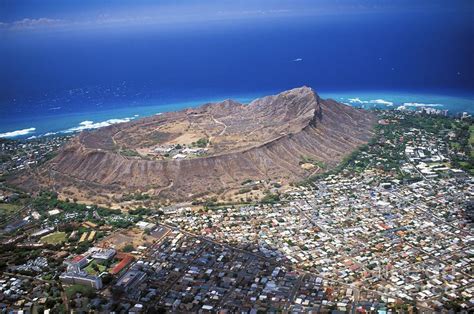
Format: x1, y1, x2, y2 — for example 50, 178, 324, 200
449, 119, 474, 174
72, 242, 92, 254
40, 232, 67, 244
121, 193, 150, 202
31, 190, 132, 230
194, 138, 209, 148
84, 261, 107, 275
32, 191, 61, 212
450, 142, 461, 150
0, 153, 11, 163
65, 284, 96, 299
396, 113, 453, 134
0, 203, 21, 214
121, 149, 140, 157
95, 206, 121, 217
301, 112, 474, 184
299, 155, 327, 169
122, 244, 134, 252
128, 207, 152, 216
302, 144, 370, 184
37, 151, 59, 166
109, 219, 132, 229
261, 192, 280, 204
469, 125, 474, 146
237, 188, 252, 194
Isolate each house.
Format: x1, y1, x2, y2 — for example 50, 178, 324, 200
48, 209, 61, 216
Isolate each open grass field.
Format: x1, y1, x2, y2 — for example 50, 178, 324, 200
40, 231, 67, 244
0, 203, 21, 215
97, 228, 157, 251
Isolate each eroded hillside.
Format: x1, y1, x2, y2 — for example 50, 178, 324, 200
11, 87, 376, 204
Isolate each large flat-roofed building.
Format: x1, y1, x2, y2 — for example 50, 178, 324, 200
136, 221, 156, 230
60, 272, 103, 289
64, 254, 88, 269
91, 248, 116, 261
115, 268, 146, 292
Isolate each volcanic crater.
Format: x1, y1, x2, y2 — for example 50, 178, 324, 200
13, 87, 377, 203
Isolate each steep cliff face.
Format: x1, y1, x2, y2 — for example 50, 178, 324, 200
12, 87, 376, 201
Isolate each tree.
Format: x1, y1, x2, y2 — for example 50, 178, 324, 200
122, 244, 134, 252
101, 274, 113, 285
195, 138, 208, 148
261, 193, 280, 204
92, 262, 99, 272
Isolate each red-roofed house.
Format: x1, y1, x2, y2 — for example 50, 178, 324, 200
111, 255, 134, 275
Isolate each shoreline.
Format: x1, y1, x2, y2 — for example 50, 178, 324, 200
0, 90, 472, 140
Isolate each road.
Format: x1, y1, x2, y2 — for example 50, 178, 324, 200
211, 116, 227, 136
154, 221, 409, 311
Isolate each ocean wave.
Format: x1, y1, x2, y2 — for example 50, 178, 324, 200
43, 132, 59, 137
348, 98, 393, 106
348, 97, 368, 104
370, 99, 393, 106
0, 127, 36, 138
402, 102, 443, 107
26, 131, 59, 140
62, 117, 136, 133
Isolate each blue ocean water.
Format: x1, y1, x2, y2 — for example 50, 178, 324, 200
0, 93, 261, 138
0, 8, 472, 138
323, 91, 474, 113
0, 89, 472, 139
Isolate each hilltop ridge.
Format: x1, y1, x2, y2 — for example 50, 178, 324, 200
11, 87, 377, 203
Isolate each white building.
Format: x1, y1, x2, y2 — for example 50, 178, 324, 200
91, 248, 116, 261
60, 272, 103, 289
136, 221, 156, 230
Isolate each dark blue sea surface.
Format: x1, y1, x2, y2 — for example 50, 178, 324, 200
0, 8, 472, 138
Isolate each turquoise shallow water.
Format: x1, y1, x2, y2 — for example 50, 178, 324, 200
1, 6, 473, 139
322, 91, 474, 113
0, 94, 261, 139
0, 90, 472, 139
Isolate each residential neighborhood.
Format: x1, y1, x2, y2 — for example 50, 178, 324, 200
0, 109, 472, 312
